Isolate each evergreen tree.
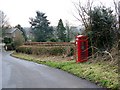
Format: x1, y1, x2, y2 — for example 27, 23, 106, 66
56, 19, 66, 42
29, 11, 53, 42
65, 22, 72, 42
88, 6, 116, 50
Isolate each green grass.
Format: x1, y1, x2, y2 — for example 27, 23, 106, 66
12, 52, 119, 90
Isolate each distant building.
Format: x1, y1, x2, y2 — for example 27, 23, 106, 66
23, 27, 34, 41
4, 28, 23, 41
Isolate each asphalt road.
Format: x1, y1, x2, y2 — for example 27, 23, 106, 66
1, 49, 105, 88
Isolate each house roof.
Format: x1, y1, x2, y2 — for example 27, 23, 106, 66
5, 28, 19, 34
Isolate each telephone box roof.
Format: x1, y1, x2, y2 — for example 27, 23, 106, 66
76, 35, 87, 37
77, 35, 84, 37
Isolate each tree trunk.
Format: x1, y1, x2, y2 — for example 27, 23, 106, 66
118, 2, 120, 50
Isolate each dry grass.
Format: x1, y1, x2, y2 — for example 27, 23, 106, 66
29, 54, 74, 62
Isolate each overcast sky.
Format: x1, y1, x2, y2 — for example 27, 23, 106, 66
0, 0, 118, 27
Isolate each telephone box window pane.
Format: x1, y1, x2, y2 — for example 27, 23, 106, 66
81, 42, 86, 60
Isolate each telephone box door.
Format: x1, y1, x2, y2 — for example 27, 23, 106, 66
76, 35, 88, 63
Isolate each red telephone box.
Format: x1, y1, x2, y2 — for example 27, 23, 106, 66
75, 35, 88, 63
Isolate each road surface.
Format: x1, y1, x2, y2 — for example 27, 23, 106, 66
1, 49, 105, 88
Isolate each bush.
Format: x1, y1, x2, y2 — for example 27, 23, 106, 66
4, 42, 16, 51
3, 36, 24, 50
3, 37, 13, 44
16, 45, 75, 56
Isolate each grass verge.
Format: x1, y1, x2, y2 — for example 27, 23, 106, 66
11, 52, 119, 90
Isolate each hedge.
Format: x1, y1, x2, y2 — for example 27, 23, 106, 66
16, 45, 75, 56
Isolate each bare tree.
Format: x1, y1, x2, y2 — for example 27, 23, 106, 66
117, 1, 120, 53
113, 0, 120, 49
73, 0, 95, 57
0, 11, 9, 28
113, 0, 119, 14
117, 1, 120, 55
0, 10, 11, 37
73, 0, 93, 34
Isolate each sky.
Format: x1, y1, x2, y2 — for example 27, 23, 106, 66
0, 0, 118, 27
